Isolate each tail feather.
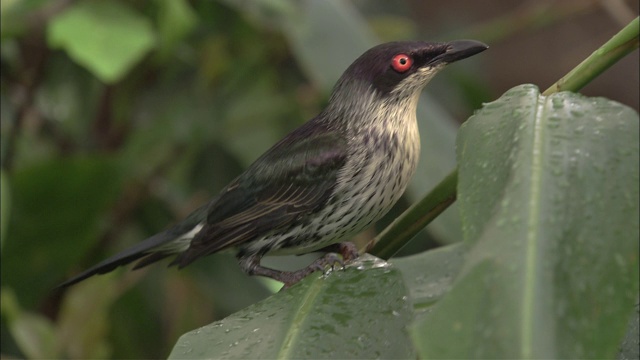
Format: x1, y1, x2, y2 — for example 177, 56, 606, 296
55, 231, 178, 288
56, 204, 210, 289
132, 252, 172, 270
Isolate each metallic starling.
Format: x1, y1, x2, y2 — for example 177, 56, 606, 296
58, 40, 488, 288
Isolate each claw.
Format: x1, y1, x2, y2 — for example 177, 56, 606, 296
321, 252, 343, 272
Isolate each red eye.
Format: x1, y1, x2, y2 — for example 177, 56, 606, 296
391, 53, 412, 72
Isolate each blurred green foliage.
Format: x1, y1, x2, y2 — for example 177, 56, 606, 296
1, 0, 637, 358
47, 1, 156, 83
2, 1, 420, 358
1, 0, 320, 357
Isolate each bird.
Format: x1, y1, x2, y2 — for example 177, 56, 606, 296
57, 40, 488, 289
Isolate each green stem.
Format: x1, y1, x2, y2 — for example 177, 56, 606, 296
367, 17, 640, 259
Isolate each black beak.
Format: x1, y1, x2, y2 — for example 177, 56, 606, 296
429, 40, 488, 65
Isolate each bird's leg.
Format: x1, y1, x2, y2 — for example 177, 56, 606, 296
238, 254, 320, 288
237, 242, 360, 289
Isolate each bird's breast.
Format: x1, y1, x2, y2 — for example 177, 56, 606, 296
253, 108, 421, 255
324, 111, 421, 235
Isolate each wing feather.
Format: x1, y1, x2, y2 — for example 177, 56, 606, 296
172, 119, 348, 267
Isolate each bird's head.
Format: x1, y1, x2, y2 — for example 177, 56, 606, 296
329, 40, 488, 108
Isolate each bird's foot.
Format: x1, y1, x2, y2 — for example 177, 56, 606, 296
280, 242, 361, 288
239, 242, 361, 290
279, 252, 343, 289
306, 241, 361, 274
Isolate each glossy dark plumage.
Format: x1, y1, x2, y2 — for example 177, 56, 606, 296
58, 40, 487, 288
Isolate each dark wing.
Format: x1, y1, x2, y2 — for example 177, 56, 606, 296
172, 119, 348, 267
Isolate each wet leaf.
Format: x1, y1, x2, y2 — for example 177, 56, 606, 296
412, 85, 639, 358
393, 243, 467, 312
617, 305, 639, 360
169, 255, 415, 359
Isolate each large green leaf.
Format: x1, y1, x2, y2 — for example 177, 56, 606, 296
167, 243, 470, 359
618, 304, 639, 360
47, 1, 155, 83
411, 85, 639, 358
392, 243, 466, 311
169, 255, 415, 359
